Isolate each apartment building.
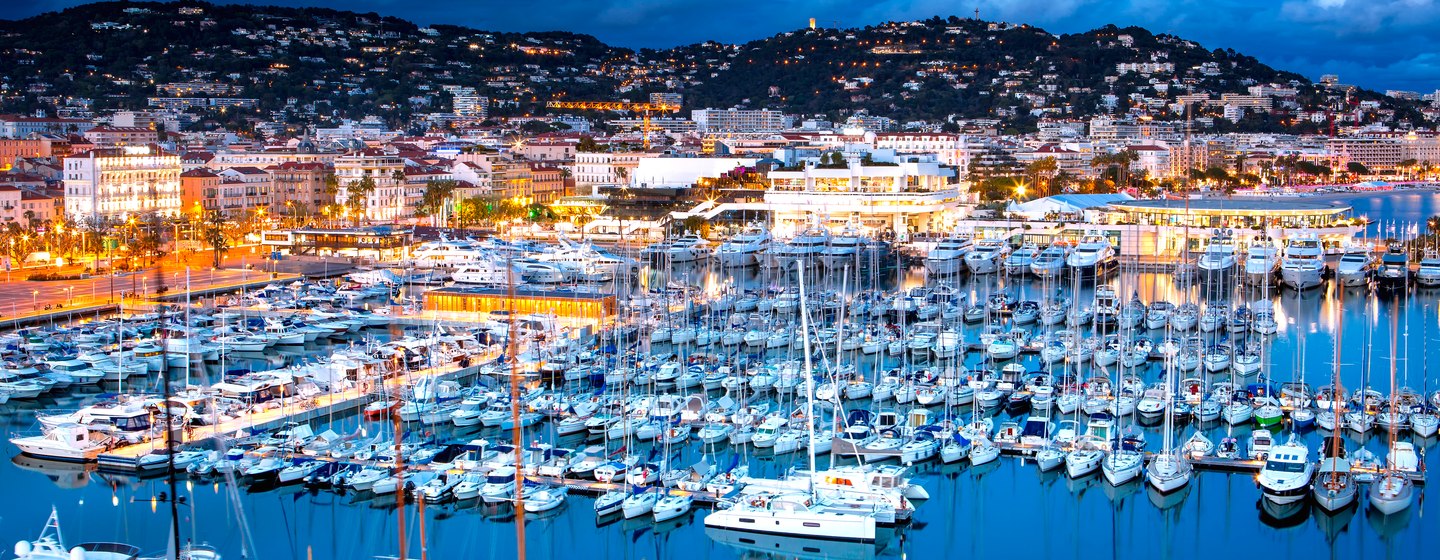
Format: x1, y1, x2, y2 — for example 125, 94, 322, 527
63, 146, 182, 220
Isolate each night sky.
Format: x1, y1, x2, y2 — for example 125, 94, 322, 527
7, 0, 1439, 93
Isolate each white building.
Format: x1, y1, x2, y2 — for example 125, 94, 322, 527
630, 156, 759, 189
573, 152, 658, 187
333, 148, 406, 221
692, 108, 793, 133
63, 146, 182, 220
763, 152, 960, 236
873, 132, 975, 174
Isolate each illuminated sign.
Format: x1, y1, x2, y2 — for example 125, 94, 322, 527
122, 146, 152, 156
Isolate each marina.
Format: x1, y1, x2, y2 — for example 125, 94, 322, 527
1, 213, 1437, 559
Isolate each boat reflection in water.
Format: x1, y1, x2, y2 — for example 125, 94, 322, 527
704, 526, 881, 560
10, 454, 96, 490
1146, 481, 1192, 510
1258, 498, 1310, 529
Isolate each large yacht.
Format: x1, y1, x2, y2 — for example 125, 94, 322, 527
1066, 233, 1116, 278
640, 234, 709, 264
1334, 242, 1375, 287
770, 227, 831, 267
1241, 237, 1280, 285
534, 240, 635, 281
1003, 243, 1039, 276
409, 236, 489, 268
1376, 245, 1410, 289
714, 225, 772, 267
923, 234, 973, 276
1197, 231, 1238, 281
451, 259, 520, 285
1278, 232, 1325, 290
820, 226, 867, 270
964, 238, 1012, 274
1415, 252, 1440, 287
1030, 242, 1069, 279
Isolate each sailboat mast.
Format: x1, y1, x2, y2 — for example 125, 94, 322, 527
796, 264, 818, 497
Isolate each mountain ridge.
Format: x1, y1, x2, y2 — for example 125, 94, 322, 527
0, 1, 1425, 133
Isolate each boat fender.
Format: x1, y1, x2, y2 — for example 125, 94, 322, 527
15, 541, 31, 557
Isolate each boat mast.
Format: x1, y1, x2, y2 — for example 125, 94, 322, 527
796, 263, 817, 497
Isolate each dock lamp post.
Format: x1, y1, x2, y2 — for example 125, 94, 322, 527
31, 289, 38, 310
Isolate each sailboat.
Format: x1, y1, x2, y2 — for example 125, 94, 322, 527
1146, 352, 1191, 494
704, 264, 882, 543
1370, 292, 1418, 515
1312, 289, 1356, 512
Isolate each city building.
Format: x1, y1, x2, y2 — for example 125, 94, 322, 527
268, 162, 334, 219
761, 151, 960, 235
179, 168, 222, 214
333, 148, 406, 221
0, 115, 92, 137
62, 146, 182, 220
83, 126, 160, 147
692, 108, 793, 133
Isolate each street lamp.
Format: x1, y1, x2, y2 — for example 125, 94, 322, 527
31, 289, 37, 310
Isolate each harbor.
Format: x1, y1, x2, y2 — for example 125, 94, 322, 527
1, 210, 1437, 559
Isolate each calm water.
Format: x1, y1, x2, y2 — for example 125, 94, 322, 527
1311, 189, 1440, 237
4, 242, 1440, 558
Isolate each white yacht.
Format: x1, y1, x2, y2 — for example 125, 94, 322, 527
714, 225, 771, 267
771, 227, 831, 266
1415, 252, 1440, 287
964, 238, 1011, 274
1335, 242, 1375, 287
1030, 242, 1069, 279
535, 239, 635, 281
1241, 237, 1280, 285
703, 491, 880, 543
1279, 232, 1325, 290
1003, 243, 1039, 276
820, 227, 867, 270
643, 234, 708, 263
1197, 231, 1238, 280
10, 424, 114, 462
409, 236, 489, 268
1256, 437, 1313, 504
923, 235, 973, 275
1066, 233, 1116, 277
451, 260, 519, 285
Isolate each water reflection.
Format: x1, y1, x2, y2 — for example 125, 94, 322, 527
1, 266, 1437, 559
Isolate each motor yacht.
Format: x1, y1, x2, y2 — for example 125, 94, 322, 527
820, 226, 868, 270
771, 227, 831, 267
1376, 245, 1410, 289
714, 225, 771, 267
1256, 437, 1313, 504
1003, 243, 1039, 276
1335, 242, 1375, 287
1415, 252, 1440, 287
1241, 237, 1280, 285
1066, 233, 1116, 278
1279, 232, 1325, 290
1197, 230, 1238, 281
964, 238, 1011, 274
923, 234, 972, 276
1030, 242, 1069, 279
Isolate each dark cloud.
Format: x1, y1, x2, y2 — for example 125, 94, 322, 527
6, 0, 1437, 92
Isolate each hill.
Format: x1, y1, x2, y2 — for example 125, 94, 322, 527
0, 2, 1426, 133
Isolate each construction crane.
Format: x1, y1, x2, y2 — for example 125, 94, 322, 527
545, 100, 680, 149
